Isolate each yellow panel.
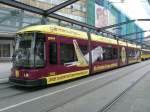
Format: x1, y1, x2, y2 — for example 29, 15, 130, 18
46, 69, 89, 84
118, 40, 127, 46
128, 59, 138, 64
91, 34, 118, 45
127, 43, 137, 48
15, 70, 19, 78
141, 54, 150, 59
93, 63, 118, 72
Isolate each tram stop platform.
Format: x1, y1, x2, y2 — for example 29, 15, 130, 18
0, 62, 11, 83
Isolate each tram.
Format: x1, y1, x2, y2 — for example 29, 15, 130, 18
9, 25, 141, 86
141, 49, 150, 60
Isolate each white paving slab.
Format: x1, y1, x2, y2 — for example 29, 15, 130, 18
0, 62, 12, 83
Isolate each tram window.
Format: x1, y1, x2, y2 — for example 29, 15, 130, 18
92, 45, 116, 62
128, 50, 131, 57
92, 45, 104, 62
112, 48, 118, 59
60, 43, 76, 64
128, 49, 135, 57
35, 36, 45, 67
103, 47, 113, 60
49, 42, 57, 64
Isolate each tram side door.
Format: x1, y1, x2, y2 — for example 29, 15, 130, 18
48, 39, 60, 75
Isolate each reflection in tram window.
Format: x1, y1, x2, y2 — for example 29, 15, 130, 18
35, 37, 45, 67
49, 42, 57, 64
60, 44, 76, 64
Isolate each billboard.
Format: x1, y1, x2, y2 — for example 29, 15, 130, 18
95, 2, 117, 33
95, 4, 108, 28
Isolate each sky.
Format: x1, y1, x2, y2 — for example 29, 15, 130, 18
109, 0, 150, 37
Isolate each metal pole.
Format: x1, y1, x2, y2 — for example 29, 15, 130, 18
87, 31, 92, 74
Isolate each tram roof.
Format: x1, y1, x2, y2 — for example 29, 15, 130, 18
127, 43, 137, 48
18, 24, 138, 47
142, 49, 150, 52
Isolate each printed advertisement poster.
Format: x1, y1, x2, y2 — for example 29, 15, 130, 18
95, 3, 117, 33
95, 4, 109, 28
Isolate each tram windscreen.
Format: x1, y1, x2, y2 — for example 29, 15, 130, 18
12, 33, 45, 68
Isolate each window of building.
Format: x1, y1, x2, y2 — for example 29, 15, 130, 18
49, 42, 57, 64
3, 44, 10, 57
112, 48, 118, 59
0, 44, 10, 57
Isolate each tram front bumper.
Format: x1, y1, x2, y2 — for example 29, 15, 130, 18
9, 77, 47, 87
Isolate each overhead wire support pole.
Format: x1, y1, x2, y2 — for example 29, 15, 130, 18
87, 31, 92, 74
46, 0, 79, 15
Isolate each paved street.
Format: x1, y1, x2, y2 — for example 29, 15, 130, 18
0, 62, 12, 82
0, 61, 150, 112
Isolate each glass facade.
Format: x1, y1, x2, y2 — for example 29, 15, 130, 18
0, 4, 42, 32
87, 0, 144, 42
0, 1, 86, 32
0, 1, 87, 61
0, 40, 13, 61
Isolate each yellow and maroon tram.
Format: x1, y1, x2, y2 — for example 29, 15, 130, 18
10, 25, 141, 86
141, 49, 150, 60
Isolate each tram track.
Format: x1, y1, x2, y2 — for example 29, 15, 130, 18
0, 83, 42, 102
0, 85, 28, 101
0, 61, 149, 112
45, 62, 150, 112
98, 70, 150, 112
0, 82, 14, 90
0, 83, 47, 103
